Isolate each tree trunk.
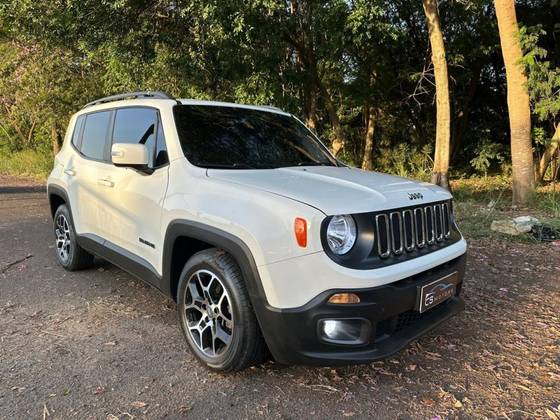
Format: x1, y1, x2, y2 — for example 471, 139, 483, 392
494, 0, 535, 205
313, 74, 345, 157
305, 89, 317, 133
51, 124, 61, 155
536, 124, 560, 183
422, 0, 451, 190
361, 106, 376, 171
304, 82, 318, 132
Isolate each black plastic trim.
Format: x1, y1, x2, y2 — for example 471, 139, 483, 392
76, 233, 162, 290
47, 184, 71, 219
161, 220, 268, 302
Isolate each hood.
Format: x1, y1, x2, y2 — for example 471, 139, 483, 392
207, 166, 451, 215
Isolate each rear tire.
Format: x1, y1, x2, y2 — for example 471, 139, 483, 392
177, 248, 265, 372
53, 204, 94, 271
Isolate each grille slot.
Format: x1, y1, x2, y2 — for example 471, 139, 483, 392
402, 209, 415, 251
389, 212, 404, 255
375, 214, 391, 258
374, 201, 452, 259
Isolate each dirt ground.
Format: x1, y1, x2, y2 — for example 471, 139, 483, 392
1, 174, 559, 419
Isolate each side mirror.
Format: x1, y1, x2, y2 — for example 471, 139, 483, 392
111, 143, 149, 169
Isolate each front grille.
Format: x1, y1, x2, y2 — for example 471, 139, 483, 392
374, 201, 452, 259
394, 310, 425, 332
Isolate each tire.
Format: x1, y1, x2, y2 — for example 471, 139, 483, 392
177, 248, 266, 372
53, 204, 94, 271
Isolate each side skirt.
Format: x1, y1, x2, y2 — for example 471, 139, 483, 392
77, 233, 164, 294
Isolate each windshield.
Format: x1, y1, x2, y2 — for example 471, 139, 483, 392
173, 105, 338, 169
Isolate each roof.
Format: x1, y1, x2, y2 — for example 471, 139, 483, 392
177, 99, 289, 115
78, 91, 289, 116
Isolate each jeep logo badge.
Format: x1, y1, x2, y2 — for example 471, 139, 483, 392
408, 192, 423, 200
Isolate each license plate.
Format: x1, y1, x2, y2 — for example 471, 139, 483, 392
417, 272, 458, 313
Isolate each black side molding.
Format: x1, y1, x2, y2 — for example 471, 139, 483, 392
77, 233, 162, 290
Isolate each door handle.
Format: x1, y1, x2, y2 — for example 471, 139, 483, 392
64, 168, 76, 176
97, 178, 114, 188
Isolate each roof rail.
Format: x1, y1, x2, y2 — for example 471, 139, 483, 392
261, 105, 283, 112
82, 91, 176, 109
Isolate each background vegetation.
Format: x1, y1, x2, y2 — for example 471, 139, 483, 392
0, 1, 558, 203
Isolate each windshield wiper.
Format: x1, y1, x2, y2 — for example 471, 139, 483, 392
199, 162, 257, 169
295, 161, 332, 167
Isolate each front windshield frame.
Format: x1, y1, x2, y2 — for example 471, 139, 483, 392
173, 104, 339, 169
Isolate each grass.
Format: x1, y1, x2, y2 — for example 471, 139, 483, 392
451, 176, 560, 241
0, 149, 53, 180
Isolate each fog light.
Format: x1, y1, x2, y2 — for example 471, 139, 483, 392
328, 293, 360, 304
318, 318, 369, 345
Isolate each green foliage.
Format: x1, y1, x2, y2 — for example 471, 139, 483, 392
0, 149, 52, 179
470, 141, 505, 176
521, 26, 560, 123
376, 144, 434, 181
0, 0, 558, 183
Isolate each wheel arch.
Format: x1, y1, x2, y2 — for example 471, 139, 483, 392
47, 185, 70, 219
162, 220, 267, 308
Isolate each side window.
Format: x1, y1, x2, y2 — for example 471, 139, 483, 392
71, 115, 85, 149
81, 111, 112, 161
155, 120, 169, 167
112, 108, 158, 167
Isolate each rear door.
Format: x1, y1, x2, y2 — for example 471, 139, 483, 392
98, 107, 169, 273
65, 110, 113, 240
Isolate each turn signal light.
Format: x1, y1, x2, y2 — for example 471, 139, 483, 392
294, 217, 307, 247
328, 293, 360, 304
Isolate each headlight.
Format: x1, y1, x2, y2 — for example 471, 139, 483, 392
326, 215, 357, 255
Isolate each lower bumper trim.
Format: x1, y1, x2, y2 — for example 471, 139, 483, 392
252, 253, 467, 366
301, 297, 464, 365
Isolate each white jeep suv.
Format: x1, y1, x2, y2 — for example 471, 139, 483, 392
47, 91, 467, 371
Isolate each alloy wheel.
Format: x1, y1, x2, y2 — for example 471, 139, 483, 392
55, 214, 71, 264
183, 269, 234, 357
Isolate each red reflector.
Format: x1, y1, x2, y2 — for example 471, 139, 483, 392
294, 217, 307, 247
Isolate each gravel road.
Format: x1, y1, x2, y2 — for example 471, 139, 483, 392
1, 175, 559, 419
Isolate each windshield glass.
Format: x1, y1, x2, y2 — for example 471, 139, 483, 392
173, 105, 338, 169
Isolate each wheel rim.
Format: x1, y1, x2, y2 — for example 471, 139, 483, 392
183, 269, 234, 358
55, 214, 71, 264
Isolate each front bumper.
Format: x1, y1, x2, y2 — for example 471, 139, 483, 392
255, 253, 466, 366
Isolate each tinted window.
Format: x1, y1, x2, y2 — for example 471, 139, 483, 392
173, 105, 337, 169
71, 115, 85, 148
81, 111, 111, 160
113, 108, 157, 167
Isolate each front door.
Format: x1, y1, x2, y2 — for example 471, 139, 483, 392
97, 107, 169, 274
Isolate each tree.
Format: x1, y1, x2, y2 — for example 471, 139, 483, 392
422, 0, 451, 189
494, 0, 534, 204
521, 26, 560, 183
283, 0, 348, 157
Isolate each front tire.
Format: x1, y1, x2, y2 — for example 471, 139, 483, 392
177, 248, 265, 371
53, 204, 94, 271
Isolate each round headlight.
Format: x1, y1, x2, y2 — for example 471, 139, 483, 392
326, 215, 357, 255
